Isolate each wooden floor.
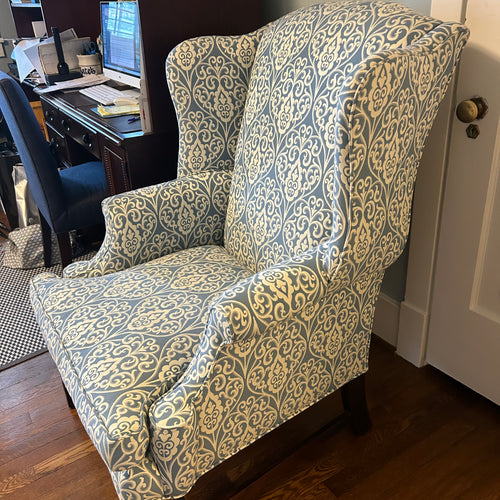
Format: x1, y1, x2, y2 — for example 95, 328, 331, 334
0, 337, 499, 500
0, 211, 9, 242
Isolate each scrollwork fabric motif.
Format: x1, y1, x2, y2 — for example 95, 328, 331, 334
329, 23, 469, 286
166, 32, 263, 179
148, 5, 469, 498
224, 1, 441, 274
65, 31, 264, 281
30, 245, 253, 472
29, 2, 470, 499
150, 269, 385, 498
63, 171, 232, 279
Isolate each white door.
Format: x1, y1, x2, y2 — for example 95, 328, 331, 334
426, 0, 500, 405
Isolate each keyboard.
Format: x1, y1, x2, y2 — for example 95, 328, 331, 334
79, 84, 140, 106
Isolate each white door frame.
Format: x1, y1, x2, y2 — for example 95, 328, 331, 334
396, 0, 466, 366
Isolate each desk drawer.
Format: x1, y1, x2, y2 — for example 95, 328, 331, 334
42, 100, 62, 131
62, 118, 100, 159
46, 127, 69, 167
41, 100, 100, 159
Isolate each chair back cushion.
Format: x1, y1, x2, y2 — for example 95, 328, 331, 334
0, 72, 64, 227
224, 1, 440, 273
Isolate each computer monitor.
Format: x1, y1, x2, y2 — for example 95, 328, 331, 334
100, 1, 141, 89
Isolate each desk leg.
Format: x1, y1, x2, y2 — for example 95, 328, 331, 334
101, 140, 131, 195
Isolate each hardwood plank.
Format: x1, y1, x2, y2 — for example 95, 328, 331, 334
0, 362, 60, 412
383, 429, 499, 500
0, 352, 54, 391
0, 387, 73, 449
337, 418, 476, 499
0, 422, 89, 470
293, 483, 337, 500
1, 446, 115, 500
0, 441, 95, 496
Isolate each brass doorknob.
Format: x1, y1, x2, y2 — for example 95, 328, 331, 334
456, 97, 488, 123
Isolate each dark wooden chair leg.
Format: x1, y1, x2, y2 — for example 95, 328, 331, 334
39, 211, 73, 268
39, 212, 53, 268
341, 373, 372, 435
63, 383, 75, 409
56, 232, 73, 268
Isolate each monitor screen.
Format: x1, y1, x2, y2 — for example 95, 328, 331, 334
100, 1, 141, 88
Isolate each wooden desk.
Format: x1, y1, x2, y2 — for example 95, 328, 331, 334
39, 90, 176, 195
14, 0, 266, 197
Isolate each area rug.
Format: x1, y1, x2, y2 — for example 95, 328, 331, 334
0, 246, 94, 371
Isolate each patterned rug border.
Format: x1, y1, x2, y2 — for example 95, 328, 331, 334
0, 242, 95, 371
0, 348, 47, 371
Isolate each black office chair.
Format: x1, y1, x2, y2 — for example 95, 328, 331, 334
0, 71, 107, 268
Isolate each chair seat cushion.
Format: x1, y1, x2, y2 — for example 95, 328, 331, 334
30, 245, 252, 470
59, 160, 107, 232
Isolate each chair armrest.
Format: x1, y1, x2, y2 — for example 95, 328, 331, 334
63, 170, 232, 278
151, 248, 330, 422
148, 249, 332, 496
211, 248, 330, 343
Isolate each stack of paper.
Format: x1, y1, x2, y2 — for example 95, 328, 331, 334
12, 28, 83, 85
97, 104, 140, 117
35, 74, 110, 93
38, 37, 90, 77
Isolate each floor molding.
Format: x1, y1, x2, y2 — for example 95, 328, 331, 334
372, 293, 401, 347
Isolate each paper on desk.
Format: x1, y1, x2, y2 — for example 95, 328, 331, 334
35, 74, 110, 93
22, 28, 78, 85
39, 37, 90, 78
11, 39, 40, 83
97, 103, 140, 117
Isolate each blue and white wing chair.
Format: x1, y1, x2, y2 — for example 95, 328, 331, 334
30, 2, 469, 498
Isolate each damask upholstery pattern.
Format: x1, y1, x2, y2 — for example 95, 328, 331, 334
30, 2, 469, 499
224, 1, 442, 274
64, 171, 233, 278
166, 33, 263, 179
31, 245, 253, 470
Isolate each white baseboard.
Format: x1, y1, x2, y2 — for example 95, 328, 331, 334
395, 300, 428, 367
372, 293, 401, 347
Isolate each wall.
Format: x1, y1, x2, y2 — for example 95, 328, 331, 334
267, 0, 431, 18
0, 0, 17, 73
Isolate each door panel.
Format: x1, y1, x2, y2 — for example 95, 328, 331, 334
426, 0, 500, 404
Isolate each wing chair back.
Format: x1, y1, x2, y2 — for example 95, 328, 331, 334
166, 32, 264, 179
222, 1, 465, 277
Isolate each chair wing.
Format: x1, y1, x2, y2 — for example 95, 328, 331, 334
166, 31, 263, 178
329, 22, 469, 284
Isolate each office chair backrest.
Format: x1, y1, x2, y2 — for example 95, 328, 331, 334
0, 71, 65, 228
